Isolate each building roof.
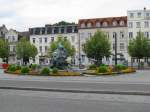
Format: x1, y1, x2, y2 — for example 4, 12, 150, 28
19, 31, 30, 40
78, 16, 127, 29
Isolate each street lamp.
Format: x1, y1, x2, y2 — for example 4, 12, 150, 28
114, 32, 117, 65
78, 33, 81, 69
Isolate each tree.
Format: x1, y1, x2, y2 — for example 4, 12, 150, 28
83, 30, 111, 65
16, 37, 38, 65
49, 36, 75, 57
128, 31, 150, 68
0, 38, 9, 63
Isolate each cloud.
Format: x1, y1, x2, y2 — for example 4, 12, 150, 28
0, 0, 149, 31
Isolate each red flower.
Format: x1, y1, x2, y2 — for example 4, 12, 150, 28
2, 64, 9, 69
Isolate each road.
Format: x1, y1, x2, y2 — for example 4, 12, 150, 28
0, 89, 150, 112
0, 70, 150, 111
0, 70, 150, 95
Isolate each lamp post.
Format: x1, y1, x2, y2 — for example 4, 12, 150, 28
114, 32, 117, 65
78, 33, 81, 69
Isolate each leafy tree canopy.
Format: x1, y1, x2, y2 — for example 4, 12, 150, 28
0, 38, 9, 63
128, 31, 150, 59
16, 37, 38, 65
49, 36, 75, 57
83, 30, 111, 65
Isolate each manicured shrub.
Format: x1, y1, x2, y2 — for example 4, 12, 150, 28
16, 65, 21, 70
31, 64, 37, 70
89, 64, 97, 70
98, 66, 108, 73
52, 68, 58, 74
100, 64, 106, 66
7, 65, 16, 72
40, 67, 50, 75
114, 64, 127, 71
21, 66, 29, 74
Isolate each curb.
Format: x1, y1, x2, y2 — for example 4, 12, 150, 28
0, 86, 150, 96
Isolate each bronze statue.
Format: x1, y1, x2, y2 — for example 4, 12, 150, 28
50, 43, 68, 69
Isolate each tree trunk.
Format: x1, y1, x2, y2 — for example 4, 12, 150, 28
131, 57, 133, 68
138, 58, 140, 70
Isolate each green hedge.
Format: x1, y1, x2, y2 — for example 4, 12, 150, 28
98, 66, 108, 73
114, 64, 127, 71
21, 67, 29, 74
40, 67, 50, 76
52, 68, 58, 74
7, 65, 16, 72
31, 64, 37, 70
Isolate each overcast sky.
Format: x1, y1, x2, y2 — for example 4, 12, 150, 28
0, 0, 150, 31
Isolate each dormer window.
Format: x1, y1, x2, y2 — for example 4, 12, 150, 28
112, 21, 117, 26
120, 21, 125, 26
81, 23, 85, 28
87, 23, 92, 28
103, 22, 108, 27
96, 22, 100, 27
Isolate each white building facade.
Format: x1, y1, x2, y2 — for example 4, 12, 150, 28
29, 24, 78, 65
127, 8, 150, 65
5, 29, 19, 64
78, 16, 128, 66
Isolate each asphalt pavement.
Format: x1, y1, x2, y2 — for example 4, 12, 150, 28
0, 69, 150, 95
0, 89, 150, 112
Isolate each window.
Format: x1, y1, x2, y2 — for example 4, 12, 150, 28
146, 13, 150, 17
39, 38, 42, 43
113, 43, 115, 51
88, 33, 92, 38
87, 23, 92, 28
12, 36, 15, 41
112, 21, 117, 26
51, 37, 54, 42
71, 36, 75, 42
136, 22, 141, 28
120, 21, 124, 26
103, 22, 108, 27
120, 43, 125, 50
137, 12, 141, 18
13, 46, 16, 52
44, 37, 47, 43
106, 32, 109, 39
39, 46, 42, 52
120, 32, 124, 39
33, 38, 36, 43
144, 32, 149, 38
129, 32, 133, 38
144, 21, 149, 28
81, 23, 85, 28
113, 32, 117, 39
8, 36, 11, 42
81, 55, 85, 63
45, 46, 48, 52
130, 13, 134, 18
96, 22, 100, 27
128, 22, 133, 28
64, 37, 67, 40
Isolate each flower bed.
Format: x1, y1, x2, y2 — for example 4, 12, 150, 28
84, 64, 136, 76
4, 64, 81, 76
2, 64, 9, 69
